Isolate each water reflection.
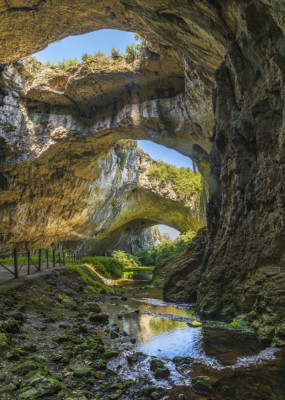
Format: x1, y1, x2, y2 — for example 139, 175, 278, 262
100, 278, 270, 368
137, 315, 202, 359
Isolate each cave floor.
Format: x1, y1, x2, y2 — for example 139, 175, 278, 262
0, 268, 284, 399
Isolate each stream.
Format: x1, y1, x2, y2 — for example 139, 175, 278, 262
93, 271, 284, 397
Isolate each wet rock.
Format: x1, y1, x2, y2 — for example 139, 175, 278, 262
0, 383, 17, 395
22, 344, 37, 353
70, 363, 93, 377
154, 367, 170, 379
104, 350, 119, 358
93, 360, 107, 370
12, 360, 42, 376
172, 356, 194, 366
192, 376, 212, 392
18, 369, 65, 399
110, 331, 119, 339
0, 332, 11, 354
150, 359, 165, 371
0, 319, 21, 334
88, 312, 109, 324
81, 302, 102, 314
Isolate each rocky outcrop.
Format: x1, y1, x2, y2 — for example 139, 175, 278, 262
0, 0, 284, 343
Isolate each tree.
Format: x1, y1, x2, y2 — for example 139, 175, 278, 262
111, 47, 120, 58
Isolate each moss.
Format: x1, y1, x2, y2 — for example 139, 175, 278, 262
192, 376, 212, 392
67, 264, 114, 294
81, 256, 123, 279
190, 320, 202, 327
154, 367, 170, 379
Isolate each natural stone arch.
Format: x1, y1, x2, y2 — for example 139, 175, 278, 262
0, 140, 204, 253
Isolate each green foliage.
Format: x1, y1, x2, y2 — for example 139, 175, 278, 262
125, 44, 138, 59
136, 230, 195, 266
81, 53, 93, 62
111, 47, 120, 58
134, 33, 142, 42
67, 264, 114, 294
112, 250, 139, 268
57, 58, 78, 69
147, 161, 203, 204
117, 151, 128, 170
94, 51, 105, 58
81, 256, 123, 279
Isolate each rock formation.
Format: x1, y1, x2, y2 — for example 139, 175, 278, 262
0, 135, 204, 254
0, 0, 284, 343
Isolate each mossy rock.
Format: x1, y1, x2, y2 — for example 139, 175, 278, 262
104, 349, 119, 358
154, 367, 170, 379
93, 360, 107, 370
88, 312, 109, 324
12, 360, 44, 376
0, 332, 11, 353
0, 383, 17, 394
81, 302, 102, 313
70, 363, 93, 377
18, 370, 65, 399
172, 356, 193, 366
0, 319, 21, 334
150, 358, 164, 371
192, 376, 212, 392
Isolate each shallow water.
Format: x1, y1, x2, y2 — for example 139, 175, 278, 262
97, 273, 281, 390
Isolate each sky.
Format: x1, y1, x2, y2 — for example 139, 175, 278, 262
34, 29, 136, 63
34, 29, 193, 240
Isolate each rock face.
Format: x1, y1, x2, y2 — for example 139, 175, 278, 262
0, 0, 284, 343
0, 137, 204, 254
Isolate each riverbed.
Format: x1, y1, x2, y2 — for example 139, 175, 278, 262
95, 271, 285, 398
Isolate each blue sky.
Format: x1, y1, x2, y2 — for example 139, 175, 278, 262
34, 29, 136, 63
34, 29, 192, 239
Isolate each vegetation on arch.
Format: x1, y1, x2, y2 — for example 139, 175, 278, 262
41, 33, 143, 69
146, 161, 203, 205
135, 230, 196, 266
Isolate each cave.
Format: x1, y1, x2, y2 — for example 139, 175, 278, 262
0, 1, 285, 398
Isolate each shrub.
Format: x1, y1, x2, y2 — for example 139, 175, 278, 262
125, 44, 137, 59
81, 53, 93, 62
111, 47, 120, 58
112, 250, 139, 268
57, 58, 79, 69
117, 151, 128, 170
94, 51, 105, 58
136, 230, 195, 266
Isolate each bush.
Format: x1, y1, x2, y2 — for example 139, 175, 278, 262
125, 44, 137, 59
94, 51, 105, 58
136, 230, 195, 266
81, 53, 93, 62
57, 58, 79, 69
112, 250, 139, 268
111, 47, 120, 58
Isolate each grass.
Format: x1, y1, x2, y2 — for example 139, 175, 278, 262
81, 256, 123, 279
67, 264, 114, 294
123, 266, 154, 272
